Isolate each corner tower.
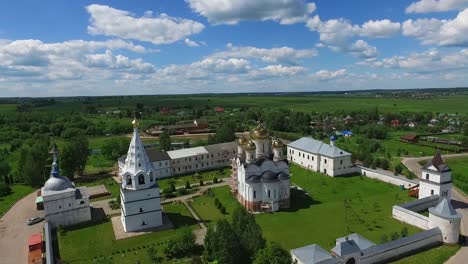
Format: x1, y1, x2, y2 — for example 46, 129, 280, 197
419, 150, 452, 201
120, 117, 162, 232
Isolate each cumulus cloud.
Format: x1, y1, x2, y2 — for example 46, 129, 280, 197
184, 38, 200, 47
307, 16, 399, 58
313, 69, 347, 81
84, 50, 155, 73
248, 64, 307, 79
186, 0, 316, 25
208, 44, 317, 65
406, 0, 468, 13
403, 9, 468, 46
86, 4, 205, 45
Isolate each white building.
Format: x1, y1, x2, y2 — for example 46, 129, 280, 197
119, 118, 162, 232
42, 145, 91, 227
146, 150, 171, 179
231, 124, 290, 212
418, 150, 452, 201
287, 136, 355, 177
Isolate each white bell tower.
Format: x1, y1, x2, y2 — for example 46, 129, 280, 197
419, 150, 452, 201
120, 117, 163, 232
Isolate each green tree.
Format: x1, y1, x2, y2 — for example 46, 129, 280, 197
61, 135, 89, 178
18, 136, 50, 186
101, 138, 130, 160
231, 206, 265, 261
253, 242, 291, 264
204, 220, 245, 264
159, 131, 171, 151
394, 163, 403, 175
163, 227, 196, 258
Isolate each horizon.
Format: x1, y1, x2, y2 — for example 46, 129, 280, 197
1, 0, 468, 96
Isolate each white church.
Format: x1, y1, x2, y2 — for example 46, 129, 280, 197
231, 124, 290, 213
119, 118, 163, 232
418, 150, 452, 201
42, 144, 91, 227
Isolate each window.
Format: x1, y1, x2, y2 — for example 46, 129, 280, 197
431, 189, 434, 195
138, 174, 145, 185
69, 203, 71, 207
150, 172, 154, 181
127, 177, 132, 185
59, 205, 61, 209
312, 156, 314, 161
253, 191, 256, 199
340, 160, 343, 165
139, 208, 143, 213
268, 190, 271, 198
324, 159, 327, 164
80, 201, 85, 205
307, 155, 309, 159
142, 221, 146, 226
138, 163, 141, 167
426, 174, 429, 180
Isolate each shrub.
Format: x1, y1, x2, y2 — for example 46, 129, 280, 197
214, 198, 220, 208
401, 227, 408, 237
185, 181, 191, 189
0, 182, 11, 197
219, 206, 226, 214
170, 182, 176, 193
394, 163, 403, 175
380, 234, 388, 243
391, 232, 400, 241
213, 177, 218, 184
178, 188, 188, 195
163, 227, 196, 258
199, 180, 204, 186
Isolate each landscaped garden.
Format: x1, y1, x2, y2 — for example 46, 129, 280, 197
0, 184, 36, 216
58, 203, 199, 264
190, 164, 420, 251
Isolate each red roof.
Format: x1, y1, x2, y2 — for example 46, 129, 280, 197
28, 234, 42, 246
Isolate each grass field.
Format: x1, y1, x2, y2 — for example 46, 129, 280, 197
191, 165, 420, 251
391, 244, 461, 264
76, 177, 120, 199
0, 184, 36, 216
58, 203, 198, 264
158, 168, 231, 190
446, 157, 468, 194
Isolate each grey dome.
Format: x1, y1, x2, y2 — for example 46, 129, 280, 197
261, 171, 278, 182
246, 175, 261, 184
278, 172, 290, 181
44, 176, 74, 192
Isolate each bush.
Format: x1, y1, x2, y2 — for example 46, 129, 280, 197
401, 227, 408, 237
0, 182, 11, 196
394, 163, 403, 175
214, 198, 220, 208
391, 232, 400, 241
199, 180, 204, 186
219, 206, 226, 214
185, 181, 191, 189
170, 182, 176, 193
163, 227, 196, 258
380, 234, 388, 243
178, 187, 188, 195
213, 177, 218, 184
162, 187, 174, 195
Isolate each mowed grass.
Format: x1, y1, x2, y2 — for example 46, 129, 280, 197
192, 164, 420, 251
0, 184, 36, 216
58, 203, 198, 264
446, 157, 468, 194
391, 244, 461, 264
158, 168, 231, 190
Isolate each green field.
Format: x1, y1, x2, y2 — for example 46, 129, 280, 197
391, 244, 461, 264
191, 165, 420, 251
158, 168, 231, 190
58, 203, 198, 264
447, 157, 468, 194
0, 184, 36, 216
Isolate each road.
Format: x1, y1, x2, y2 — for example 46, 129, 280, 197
401, 153, 468, 264
0, 190, 44, 264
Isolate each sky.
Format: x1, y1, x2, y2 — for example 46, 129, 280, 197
0, 0, 468, 97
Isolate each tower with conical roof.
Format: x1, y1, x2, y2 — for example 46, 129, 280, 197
419, 150, 452, 200
120, 116, 162, 232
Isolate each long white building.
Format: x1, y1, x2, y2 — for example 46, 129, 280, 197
42, 144, 91, 227
287, 136, 355, 177
119, 118, 162, 232
231, 124, 290, 213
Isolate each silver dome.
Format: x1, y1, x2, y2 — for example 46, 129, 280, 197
43, 176, 74, 192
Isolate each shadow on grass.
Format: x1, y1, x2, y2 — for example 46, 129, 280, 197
283, 188, 321, 212
165, 212, 198, 228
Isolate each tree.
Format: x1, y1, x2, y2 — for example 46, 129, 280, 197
18, 136, 50, 186
394, 163, 403, 175
163, 227, 196, 258
60, 135, 89, 178
209, 121, 236, 144
185, 181, 191, 189
101, 138, 130, 160
204, 220, 245, 264
147, 247, 163, 264
380, 159, 390, 170
401, 227, 408, 237
159, 131, 171, 151
231, 206, 265, 261
253, 242, 291, 264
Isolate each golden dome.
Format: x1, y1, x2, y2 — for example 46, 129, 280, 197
237, 135, 248, 145
272, 138, 284, 148
132, 118, 139, 128
245, 140, 256, 151
252, 124, 269, 139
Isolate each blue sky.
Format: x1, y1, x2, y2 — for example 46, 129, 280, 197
0, 0, 468, 96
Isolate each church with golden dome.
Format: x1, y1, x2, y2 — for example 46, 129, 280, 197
231, 124, 290, 212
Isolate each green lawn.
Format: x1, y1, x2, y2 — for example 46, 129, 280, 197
157, 168, 231, 190
0, 184, 36, 216
58, 203, 199, 264
192, 165, 420, 251
76, 177, 120, 199
447, 157, 468, 194
391, 244, 461, 264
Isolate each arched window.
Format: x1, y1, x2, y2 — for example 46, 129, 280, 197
431, 189, 434, 195
80, 201, 85, 205
340, 160, 343, 165
139, 208, 143, 213
127, 176, 132, 185
138, 174, 145, 185
150, 172, 154, 181
426, 173, 429, 180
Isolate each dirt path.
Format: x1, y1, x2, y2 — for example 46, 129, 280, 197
401, 153, 468, 264
0, 190, 44, 264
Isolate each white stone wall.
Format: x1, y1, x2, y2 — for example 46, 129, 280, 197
359, 166, 418, 188
429, 214, 461, 244
121, 187, 160, 202
121, 186, 162, 232
419, 181, 452, 200
121, 210, 162, 232
392, 205, 431, 230
121, 196, 161, 216
46, 206, 91, 227
287, 147, 319, 171
43, 188, 91, 227
152, 160, 171, 179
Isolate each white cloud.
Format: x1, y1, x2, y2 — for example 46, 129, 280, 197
184, 38, 200, 47
208, 44, 317, 64
306, 16, 399, 58
86, 4, 205, 45
406, 0, 468, 13
403, 9, 468, 46
186, 0, 316, 25
248, 64, 307, 79
313, 69, 347, 81
84, 50, 155, 73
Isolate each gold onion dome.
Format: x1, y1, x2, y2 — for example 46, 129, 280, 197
272, 138, 284, 148
245, 140, 257, 151
132, 118, 139, 128
252, 124, 269, 139
237, 135, 248, 145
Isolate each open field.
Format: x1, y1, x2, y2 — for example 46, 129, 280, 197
58, 203, 198, 264
391, 244, 461, 264
191, 165, 420, 251
0, 184, 36, 216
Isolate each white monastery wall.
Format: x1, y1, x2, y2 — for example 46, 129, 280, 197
392, 205, 431, 230
359, 166, 418, 188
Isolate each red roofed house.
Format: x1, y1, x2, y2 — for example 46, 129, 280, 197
400, 134, 419, 143
391, 119, 400, 127
214, 106, 224, 113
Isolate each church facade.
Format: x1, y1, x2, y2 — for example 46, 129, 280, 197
231, 124, 290, 213
42, 144, 91, 227
119, 118, 163, 232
